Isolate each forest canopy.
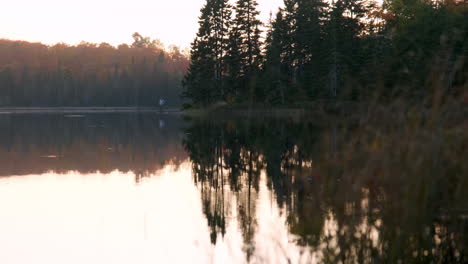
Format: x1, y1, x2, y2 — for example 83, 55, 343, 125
183, 0, 467, 107
0, 33, 189, 107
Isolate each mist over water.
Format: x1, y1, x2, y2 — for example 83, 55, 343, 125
0, 114, 466, 263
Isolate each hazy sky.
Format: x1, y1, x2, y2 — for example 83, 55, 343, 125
1, 0, 283, 49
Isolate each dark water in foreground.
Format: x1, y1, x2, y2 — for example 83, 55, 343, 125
0, 114, 466, 263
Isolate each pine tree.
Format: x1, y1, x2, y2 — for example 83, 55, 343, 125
262, 11, 288, 105
183, 1, 215, 106
268, 0, 328, 100
230, 0, 263, 101
183, 0, 234, 106
282, 0, 296, 79
294, 0, 329, 99
294, 0, 327, 69
225, 25, 243, 100
325, 0, 370, 98
212, 0, 233, 99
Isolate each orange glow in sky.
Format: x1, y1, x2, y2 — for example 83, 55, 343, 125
0, 0, 284, 48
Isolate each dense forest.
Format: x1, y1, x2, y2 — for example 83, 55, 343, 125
0, 33, 189, 107
1, 1, 464, 109
183, 0, 467, 107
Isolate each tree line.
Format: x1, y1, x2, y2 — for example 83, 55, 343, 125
0, 33, 189, 107
183, 0, 467, 107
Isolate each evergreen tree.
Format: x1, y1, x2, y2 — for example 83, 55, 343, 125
212, 0, 233, 100
325, 0, 371, 98
294, 0, 328, 99
183, 0, 233, 106
182, 0, 465, 106
294, 0, 327, 70
183, 1, 216, 106
262, 11, 288, 105
230, 0, 263, 101
282, 0, 297, 79
225, 25, 243, 100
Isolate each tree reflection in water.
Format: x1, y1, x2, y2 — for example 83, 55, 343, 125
184, 117, 468, 263
0, 113, 187, 177
0, 113, 466, 263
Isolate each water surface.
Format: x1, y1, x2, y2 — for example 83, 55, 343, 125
0, 114, 466, 263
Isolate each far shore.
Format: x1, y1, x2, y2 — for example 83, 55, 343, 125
0, 107, 181, 114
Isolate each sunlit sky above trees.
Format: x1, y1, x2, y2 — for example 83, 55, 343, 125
1, 0, 284, 49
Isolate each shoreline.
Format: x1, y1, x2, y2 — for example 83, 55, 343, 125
181, 101, 364, 120
0, 107, 181, 114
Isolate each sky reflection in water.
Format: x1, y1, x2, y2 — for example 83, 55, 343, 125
0, 165, 311, 263
0, 114, 466, 263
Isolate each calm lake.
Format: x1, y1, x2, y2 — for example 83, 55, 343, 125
0, 113, 466, 263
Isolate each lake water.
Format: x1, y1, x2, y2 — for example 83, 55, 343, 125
0, 114, 466, 263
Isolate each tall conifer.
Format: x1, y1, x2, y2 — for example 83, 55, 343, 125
183, 1, 216, 106
263, 11, 288, 104
230, 0, 263, 100
183, 0, 233, 105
